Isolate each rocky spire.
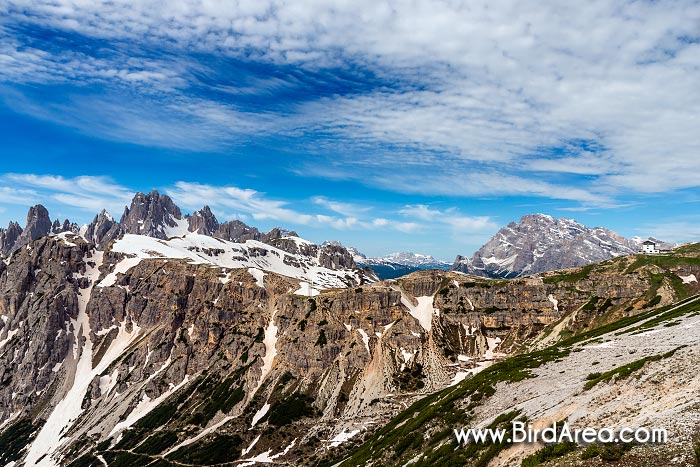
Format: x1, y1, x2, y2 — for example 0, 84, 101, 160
119, 190, 184, 239
0, 221, 23, 256
187, 206, 219, 235
9, 205, 53, 252
86, 209, 121, 248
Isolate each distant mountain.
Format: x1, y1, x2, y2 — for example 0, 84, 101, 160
347, 247, 451, 279
452, 213, 674, 278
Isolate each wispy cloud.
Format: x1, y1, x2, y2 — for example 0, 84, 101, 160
399, 204, 497, 233
1, 173, 133, 214
166, 182, 422, 233
311, 196, 372, 217
1, 0, 699, 205
639, 219, 700, 243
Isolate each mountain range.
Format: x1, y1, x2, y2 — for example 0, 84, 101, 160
451, 213, 674, 278
347, 248, 451, 279
0, 193, 698, 467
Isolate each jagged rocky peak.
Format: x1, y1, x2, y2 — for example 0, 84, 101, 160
214, 219, 261, 242
187, 205, 219, 235
24, 204, 52, 240
11, 204, 54, 252
0, 221, 22, 256
119, 190, 185, 239
452, 213, 662, 278
262, 226, 298, 242
86, 209, 121, 248
51, 218, 79, 235
1, 205, 80, 255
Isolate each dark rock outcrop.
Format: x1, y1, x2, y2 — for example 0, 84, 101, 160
0, 221, 22, 256
118, 190, 183, 239
187, 205, 219, 235
86, 209, 121, 248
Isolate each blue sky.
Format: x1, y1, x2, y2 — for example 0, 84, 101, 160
1, 1, 699, 260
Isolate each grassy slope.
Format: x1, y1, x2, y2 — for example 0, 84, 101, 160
323, 245, 700, 467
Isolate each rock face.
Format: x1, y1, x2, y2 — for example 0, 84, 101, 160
452, 213, 668, 278
0, 205, 78, 255
1, 226, 697, 466
85, 209, 121, 248
187, 205, 219, 235
0, 221, 22, 256
13, 204, 53, 250
119, 190, 185, 238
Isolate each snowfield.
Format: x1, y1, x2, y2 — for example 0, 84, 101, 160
107, 233, 364, 290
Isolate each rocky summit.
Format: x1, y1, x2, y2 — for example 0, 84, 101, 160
0, 196, 699, 467
451, 213, 674, 278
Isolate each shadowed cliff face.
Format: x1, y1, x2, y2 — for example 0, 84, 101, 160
0, 234, 698, 466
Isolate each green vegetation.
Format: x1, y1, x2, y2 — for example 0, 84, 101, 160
66, 454, 103, 467
580, 442, 635, 461
583, 346, 685, 390
521, 441, 577, 467
333, 292, 699, 466
134, 430, 179, 455
0, 418, 38, 465
308, 298, 317, 311
165, 434, 243, 465
543, 264, 595, 284
102, 451, 154, 467
315, 329, 328, 347
335, 344, 567, 466
267, 393, 316, 426
396, 363, 425, 390
581, 296, 600, 312
643, 295, 662, 308
620, 295, 700, 335
626, 253, 700, 274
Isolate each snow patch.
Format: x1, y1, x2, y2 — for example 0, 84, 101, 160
401, 295, 436, 331
242, 434, 261, 456
97, 256, 143, 288
251, 403, 270, 428
163, 215, 190, 238
108, 234, 362, 291
328, 429, 361, 447
109, 375, 190, 437
294, 281, 319, 296
252, 310, 278, 397
679, 274, 698, 284
400, 347, 416, 363
484, 337, 502, 360
357, 328, 370, 353
248, 268, 266, 288
25, 252, 142, 466
548, 294, 559, 312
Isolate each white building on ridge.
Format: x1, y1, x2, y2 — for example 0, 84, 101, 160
641, 240, 659, 254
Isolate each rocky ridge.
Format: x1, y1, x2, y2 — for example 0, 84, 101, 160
452, 213, 674, 278
349, 247, 451, 280
0, 221, 698, 465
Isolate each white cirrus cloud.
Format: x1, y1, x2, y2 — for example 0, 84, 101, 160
399, 204, 497, 233
1, 173, 134, 214
1, 0, 699, 202
166, 182, 424, 233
